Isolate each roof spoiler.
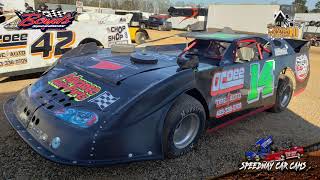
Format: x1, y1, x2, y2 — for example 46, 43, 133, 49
284, 39, 310, 53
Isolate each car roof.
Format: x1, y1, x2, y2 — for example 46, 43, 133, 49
179, 32, 257, 42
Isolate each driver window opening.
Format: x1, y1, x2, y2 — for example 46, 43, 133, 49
235, 39, 272, 63
181, 40, 231, 66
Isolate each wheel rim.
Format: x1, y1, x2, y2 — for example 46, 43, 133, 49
280, 85, 291, 107
173, 113, 200, 149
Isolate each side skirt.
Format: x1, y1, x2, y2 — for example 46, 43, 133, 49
207, 105, 274, 133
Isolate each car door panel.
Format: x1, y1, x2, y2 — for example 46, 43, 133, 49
197, 38, 278, 122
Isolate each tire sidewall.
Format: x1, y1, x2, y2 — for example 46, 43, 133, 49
278, 77, 293, 110
270, 76, 293, 112
164, 95, 206, 158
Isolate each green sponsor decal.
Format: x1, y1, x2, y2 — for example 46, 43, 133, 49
247, 60, 275, 104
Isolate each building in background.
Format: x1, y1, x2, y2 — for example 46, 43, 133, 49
206, 4, 280, 34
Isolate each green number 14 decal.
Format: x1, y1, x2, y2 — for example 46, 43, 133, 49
247, 60, 275, 104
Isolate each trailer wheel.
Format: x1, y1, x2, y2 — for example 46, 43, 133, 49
135, 32, 147, 45
163, 94, 206, 158
269, 76, 293, 113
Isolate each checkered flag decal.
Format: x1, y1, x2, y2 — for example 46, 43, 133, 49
36, 10, 67, 18
16, 10, 74, 19
89, 91, 119, 110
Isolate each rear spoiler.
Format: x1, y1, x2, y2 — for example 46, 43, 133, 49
284, 39, 310, 53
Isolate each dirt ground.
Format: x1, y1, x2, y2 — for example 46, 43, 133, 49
0, 30, 320, 179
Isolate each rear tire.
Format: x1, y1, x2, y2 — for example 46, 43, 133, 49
269, 76, 293, 113
79, 39, 103, 48
163, 94, 206, 158
135, 32, 147, 45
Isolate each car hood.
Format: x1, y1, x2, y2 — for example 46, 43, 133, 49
61, 50, 178, 84
21, 50, 180, 129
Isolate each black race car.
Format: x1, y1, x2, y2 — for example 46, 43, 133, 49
3, 32, 310, 166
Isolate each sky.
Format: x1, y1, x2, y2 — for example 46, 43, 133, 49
173, 0, 318, 9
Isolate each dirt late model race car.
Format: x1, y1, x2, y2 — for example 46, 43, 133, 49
3, 32, 310, 166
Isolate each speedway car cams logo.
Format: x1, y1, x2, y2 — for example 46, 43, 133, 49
15, 10, 76, 32
240, 136, 307, 172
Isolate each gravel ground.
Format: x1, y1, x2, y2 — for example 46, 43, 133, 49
0, 33, 320, 179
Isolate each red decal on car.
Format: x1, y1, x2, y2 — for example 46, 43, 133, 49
90, 61, 123, 70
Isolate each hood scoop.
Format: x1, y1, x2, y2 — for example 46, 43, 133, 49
130, 52, 158, 64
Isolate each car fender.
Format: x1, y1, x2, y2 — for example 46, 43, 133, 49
95, 68, 197, 158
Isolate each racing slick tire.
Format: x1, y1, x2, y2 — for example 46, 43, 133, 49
163, 94, 206, 158
269, 76, 293, 113
135, 32, 147, 45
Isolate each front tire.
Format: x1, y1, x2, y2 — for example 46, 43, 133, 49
269, 76, 293, 113
163, 94, 206, 158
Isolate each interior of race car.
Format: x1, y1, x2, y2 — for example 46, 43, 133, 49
181, 39, 231, 66
235, 38, 272, 63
